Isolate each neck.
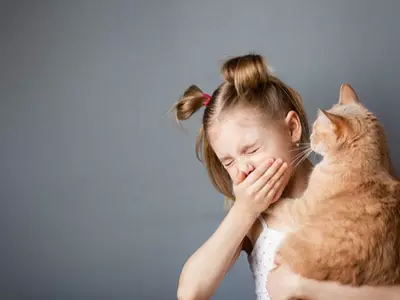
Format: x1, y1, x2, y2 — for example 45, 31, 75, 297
322, 151, 382, 176
282, 159, 313, 199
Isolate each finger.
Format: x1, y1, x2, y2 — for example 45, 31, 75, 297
252, 160, 286, 194
233, 170, 246, 185
258, 165, 287, 204
271, 262, 279, 271
268, 177, 286, 205
274, 252, 283, 266
271, 253, 282, 271
243, 158, 275, 186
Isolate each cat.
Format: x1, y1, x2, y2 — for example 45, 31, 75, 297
270, 84, 400, 285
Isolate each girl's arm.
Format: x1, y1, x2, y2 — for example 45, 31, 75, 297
267, 263, 400, 300
178, 159, 287, 300
177, 204, 256, 300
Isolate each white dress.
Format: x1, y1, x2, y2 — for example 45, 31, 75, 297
248, 217, 286, 300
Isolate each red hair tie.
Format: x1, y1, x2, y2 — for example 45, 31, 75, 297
203, 93, 212, 106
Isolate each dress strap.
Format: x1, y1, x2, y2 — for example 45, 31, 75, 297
258, 215, 268, 229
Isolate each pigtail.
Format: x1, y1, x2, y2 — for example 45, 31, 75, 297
172, 85, 207, 123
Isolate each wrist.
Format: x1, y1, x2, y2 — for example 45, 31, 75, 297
292, 275, 310, 299
231, 200, 259, 223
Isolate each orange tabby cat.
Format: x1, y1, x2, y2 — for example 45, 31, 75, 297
272, 84, 400, 285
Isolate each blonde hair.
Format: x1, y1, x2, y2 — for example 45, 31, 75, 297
172, 54, 309, 205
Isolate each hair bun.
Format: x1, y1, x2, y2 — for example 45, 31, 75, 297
221, 54, 269, 95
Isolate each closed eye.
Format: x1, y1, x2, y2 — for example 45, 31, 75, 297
224, 160, 234, 167
246, 147, 259, 155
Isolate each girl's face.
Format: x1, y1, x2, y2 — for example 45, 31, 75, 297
208, 106, 302, 187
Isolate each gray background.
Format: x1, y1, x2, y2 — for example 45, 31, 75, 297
1, 0, 400, 299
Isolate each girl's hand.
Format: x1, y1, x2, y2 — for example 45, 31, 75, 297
267, 261, 303, 300
233, 158, 288, 218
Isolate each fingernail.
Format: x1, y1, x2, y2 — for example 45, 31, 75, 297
276, 158, 282, 164
267, 159, 274, 164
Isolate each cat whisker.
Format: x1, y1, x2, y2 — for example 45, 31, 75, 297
289, 146, 310, 152
291, 147, 312, 161
291, 154, 310, 170
291, 148, 313, 171
292, 151, 312, 172
291, 149, 310, 163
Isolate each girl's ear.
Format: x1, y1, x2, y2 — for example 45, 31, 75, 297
285, 110, 302, 143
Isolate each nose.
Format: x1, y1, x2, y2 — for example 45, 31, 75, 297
237, 159, 255, 176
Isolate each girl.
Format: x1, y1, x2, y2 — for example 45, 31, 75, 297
172, 54, 400, 300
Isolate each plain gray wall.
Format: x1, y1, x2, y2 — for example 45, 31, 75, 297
1, 0, 400, 299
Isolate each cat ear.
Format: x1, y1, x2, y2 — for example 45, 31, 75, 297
338, 83, 360, 105
318, 109, 346, 131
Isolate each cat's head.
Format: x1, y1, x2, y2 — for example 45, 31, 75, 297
310, 84, 391, 170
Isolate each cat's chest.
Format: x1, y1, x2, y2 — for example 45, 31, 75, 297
264, 210, 294, 232
306, 168, 343, 199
